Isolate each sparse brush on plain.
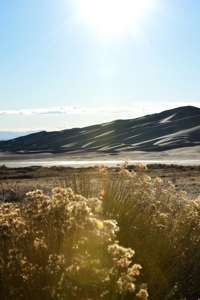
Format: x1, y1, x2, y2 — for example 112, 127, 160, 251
1, 162, 200, 299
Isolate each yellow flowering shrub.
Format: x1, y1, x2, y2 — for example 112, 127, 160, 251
0, 187, 147, 300
61, 162, 200, 299
2, 161, 200, 299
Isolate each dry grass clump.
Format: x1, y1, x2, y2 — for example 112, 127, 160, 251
0, 186, 147, 300
61, 162, 200, 300
0, 181, 32, 204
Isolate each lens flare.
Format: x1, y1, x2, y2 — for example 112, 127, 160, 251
78, 0, 153, 35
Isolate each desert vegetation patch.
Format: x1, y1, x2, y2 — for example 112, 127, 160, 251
1, 162, 200, 299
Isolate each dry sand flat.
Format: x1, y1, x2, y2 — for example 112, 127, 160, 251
0, 145, 200, 167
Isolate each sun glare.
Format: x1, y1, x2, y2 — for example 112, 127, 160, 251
78, 0, 153, 35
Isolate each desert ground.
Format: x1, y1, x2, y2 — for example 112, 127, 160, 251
0, 158, 200, 202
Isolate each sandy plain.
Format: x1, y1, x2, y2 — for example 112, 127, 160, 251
0, 150, 200, 202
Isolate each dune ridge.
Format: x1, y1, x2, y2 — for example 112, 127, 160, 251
0, 106, 200, 155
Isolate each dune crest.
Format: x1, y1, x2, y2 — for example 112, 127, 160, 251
0, 106, 200, 155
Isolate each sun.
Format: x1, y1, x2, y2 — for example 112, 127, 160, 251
78, 0, 153, 36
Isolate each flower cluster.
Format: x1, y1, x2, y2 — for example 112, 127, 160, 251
0, 187, 146, 300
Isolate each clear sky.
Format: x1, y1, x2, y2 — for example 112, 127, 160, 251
1, 0, 200, 132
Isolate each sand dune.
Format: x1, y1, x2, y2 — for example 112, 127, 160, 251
0, 106, 200, 157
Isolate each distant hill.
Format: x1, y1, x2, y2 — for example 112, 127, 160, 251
0, 131, 39, 141
0, 106, 200, 154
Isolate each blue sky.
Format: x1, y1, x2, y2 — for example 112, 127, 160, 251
1, 0, 200, 132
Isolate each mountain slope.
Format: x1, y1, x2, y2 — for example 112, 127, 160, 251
0, 106, 200, 154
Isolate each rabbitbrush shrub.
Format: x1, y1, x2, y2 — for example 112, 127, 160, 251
61, 162, 200, 300
0, 187, 147, 300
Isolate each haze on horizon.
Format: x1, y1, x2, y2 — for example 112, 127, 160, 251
1, 0, 200, 134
